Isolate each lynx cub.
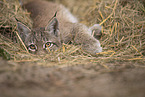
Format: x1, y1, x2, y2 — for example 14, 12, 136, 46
17, 0, 102, 55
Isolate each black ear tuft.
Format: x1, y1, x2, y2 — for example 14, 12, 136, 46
53, 11, 57, 17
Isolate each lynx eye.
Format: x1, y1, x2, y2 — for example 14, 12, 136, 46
28, 44, 37, 51
43, 42, 53, 49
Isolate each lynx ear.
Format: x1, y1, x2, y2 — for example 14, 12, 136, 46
89, 24, 102, 40
45, 18, 59, 37
17, 22, 31, 41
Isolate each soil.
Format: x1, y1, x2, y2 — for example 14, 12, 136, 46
0, 58, 145, 97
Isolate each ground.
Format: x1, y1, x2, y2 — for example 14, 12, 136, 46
0, 58, 145, 97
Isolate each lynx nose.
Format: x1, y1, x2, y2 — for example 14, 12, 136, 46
36, 50, 46, 55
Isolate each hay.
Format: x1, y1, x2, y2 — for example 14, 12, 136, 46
0, 0, 145, 66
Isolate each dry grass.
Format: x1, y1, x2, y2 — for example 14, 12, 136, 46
0, 0, 145, 67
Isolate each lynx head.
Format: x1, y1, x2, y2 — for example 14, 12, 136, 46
17, 18, 61, 54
